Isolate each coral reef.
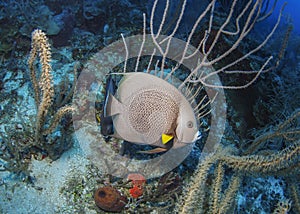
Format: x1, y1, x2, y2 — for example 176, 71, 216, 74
0, 29, 77, 177
176, 109, 300, 213
0, 0, 299, 213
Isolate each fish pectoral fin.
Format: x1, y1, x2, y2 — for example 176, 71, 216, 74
137, 147, 168, 154
107, 93, 123, 116
161, 133, 174, 145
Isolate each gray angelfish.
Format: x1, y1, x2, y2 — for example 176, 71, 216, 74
103, 72, 199, 153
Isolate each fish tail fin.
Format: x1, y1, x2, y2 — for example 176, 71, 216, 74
107, 93, 123, 116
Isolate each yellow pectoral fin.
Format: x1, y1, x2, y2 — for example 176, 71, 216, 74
161, 134, 174, 145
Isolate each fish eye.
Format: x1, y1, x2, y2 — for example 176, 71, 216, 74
187, 121, 193, 128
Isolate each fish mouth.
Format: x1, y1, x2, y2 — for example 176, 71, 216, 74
195, 131, 202, 141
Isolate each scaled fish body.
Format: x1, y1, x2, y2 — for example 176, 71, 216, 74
102, 72, 199, 153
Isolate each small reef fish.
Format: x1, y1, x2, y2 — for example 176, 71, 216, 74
101, 72, 199, 153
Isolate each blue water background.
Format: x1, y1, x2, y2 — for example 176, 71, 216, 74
272, 0, 300, 34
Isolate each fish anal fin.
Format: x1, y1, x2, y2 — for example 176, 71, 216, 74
137, 147, 167, 154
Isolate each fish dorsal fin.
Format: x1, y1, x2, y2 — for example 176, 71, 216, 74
117, 72, 179, 102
